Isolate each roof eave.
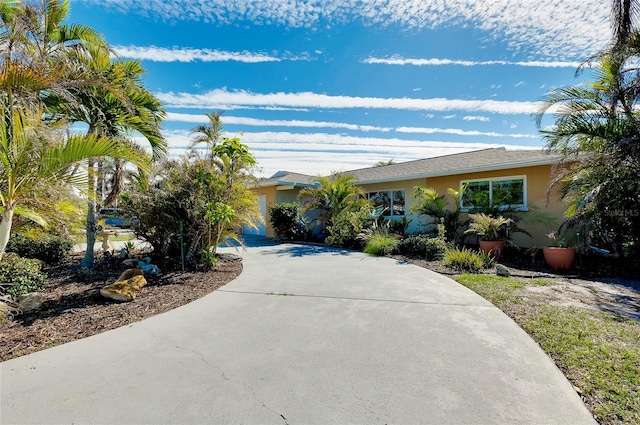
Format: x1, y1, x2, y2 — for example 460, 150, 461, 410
355, 157, 560, 185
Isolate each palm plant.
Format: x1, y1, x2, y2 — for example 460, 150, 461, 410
0, 106, 146, 259
411, 185, 465, 241
298, 174, 366, 234
190, 111, 224, 154
464, 214, 514, 242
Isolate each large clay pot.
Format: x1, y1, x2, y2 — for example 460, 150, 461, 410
543, 247, 576, 271
479, 240, 505, 259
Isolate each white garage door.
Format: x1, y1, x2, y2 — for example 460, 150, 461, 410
243, 194, 267, 236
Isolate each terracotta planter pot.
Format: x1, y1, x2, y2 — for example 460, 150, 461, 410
543, 247, 576, 271
479, 240, 505, 259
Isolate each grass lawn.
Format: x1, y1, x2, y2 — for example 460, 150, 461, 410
454, 275, 640, 425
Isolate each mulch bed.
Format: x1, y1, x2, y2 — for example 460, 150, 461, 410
0, 253, 242, 361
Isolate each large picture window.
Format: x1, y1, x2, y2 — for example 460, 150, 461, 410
367, 190, 405, 217
460, 177, 526, 210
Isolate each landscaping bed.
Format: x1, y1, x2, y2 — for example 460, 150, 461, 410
0, 253, 242, 361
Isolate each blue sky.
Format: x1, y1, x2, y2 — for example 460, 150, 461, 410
70, 0, 611, 177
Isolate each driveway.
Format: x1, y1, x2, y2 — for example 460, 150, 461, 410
1, 239, 595, 424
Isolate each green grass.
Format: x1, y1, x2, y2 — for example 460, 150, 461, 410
455, 274, 640, 425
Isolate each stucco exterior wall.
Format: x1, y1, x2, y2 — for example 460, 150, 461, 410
254, 164, 565, 247
423, 164, 563, 247
252, 186, 304, 238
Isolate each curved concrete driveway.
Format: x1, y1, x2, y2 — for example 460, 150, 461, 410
1, 239, 595, 424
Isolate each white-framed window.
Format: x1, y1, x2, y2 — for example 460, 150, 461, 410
366, 190, 405, 217
460, 176, 527, 211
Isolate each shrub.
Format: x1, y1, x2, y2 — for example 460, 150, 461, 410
6, 234, 72, 264
0, 254, 47, 297
442, 247, 486, 273
363, 233, 399, 256
269, 203, 307, 240
325, 206, 374, 249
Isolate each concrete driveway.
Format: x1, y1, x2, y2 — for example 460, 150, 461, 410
1, 239, 595, 424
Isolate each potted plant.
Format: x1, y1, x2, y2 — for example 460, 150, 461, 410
543, 231, 576, 271
464, 213, 513, 259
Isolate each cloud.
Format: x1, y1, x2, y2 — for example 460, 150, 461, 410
113, 45, 310, 63
362, 56, 583, 69
463, 116, 490, 122
165, 112, 392, 132
159, 129, 540, 176
157, 88, 541, 114
395, 126, 535, 139
165, 112, 533, 138
90, 0, 610, 60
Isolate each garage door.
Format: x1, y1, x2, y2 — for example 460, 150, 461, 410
243, 194, 266, 236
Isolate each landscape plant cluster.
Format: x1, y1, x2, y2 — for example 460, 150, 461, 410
270, 178, 546, 273
0, 2, 262, 316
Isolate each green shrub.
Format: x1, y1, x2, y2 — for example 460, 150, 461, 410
397, 234, 447, 260
325, 206, 374, 249
6, 234, 72, 264
442, 247, 486, 273
363, 234, 399, 256
0, 254, 47, 297
269, 202, 307, 240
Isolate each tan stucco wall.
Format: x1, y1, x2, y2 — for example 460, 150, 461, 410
424, 164, 563, 247
253, 186, 304, 238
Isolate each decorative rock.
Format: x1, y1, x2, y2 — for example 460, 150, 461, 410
100, 268, 147, 302
18, 292, 43, 313
496, 264, 511, 277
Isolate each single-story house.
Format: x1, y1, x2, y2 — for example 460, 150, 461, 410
251, 148, 564, 247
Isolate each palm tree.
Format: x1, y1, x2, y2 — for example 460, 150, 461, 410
298, 174, 366, 232
374, 159, 395, 167
1, 0, 165, 267
190, 111, 224, 162
536, 43, 640, 256
0, 105, 147, 259
63, 58, 166, 268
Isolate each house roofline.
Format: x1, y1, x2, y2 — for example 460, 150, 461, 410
354, 157, 558, 185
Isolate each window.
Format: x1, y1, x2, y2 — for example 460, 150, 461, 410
367, 190, 405, 217
460, 177, 526, 210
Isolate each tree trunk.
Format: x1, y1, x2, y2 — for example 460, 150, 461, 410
103, 158, 124, 207
0, 206, 15, 261
81, 159, 98, 268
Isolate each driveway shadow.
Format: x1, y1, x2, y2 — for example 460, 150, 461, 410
263, 244, 353, 258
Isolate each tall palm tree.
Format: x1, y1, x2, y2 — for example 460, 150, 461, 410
611, 0, 640, 49
58, 58, 167, 268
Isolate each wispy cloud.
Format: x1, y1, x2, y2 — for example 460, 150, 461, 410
165, 112, 532, 138
91, 0, 610, 60
157, 88, 541, 114
159, 129, 540, 176
395, 127, 536, 139
362, 56, 583, 69
113, 45, 310, 63
463, 116, 490, 122
165, 112, 392, 132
